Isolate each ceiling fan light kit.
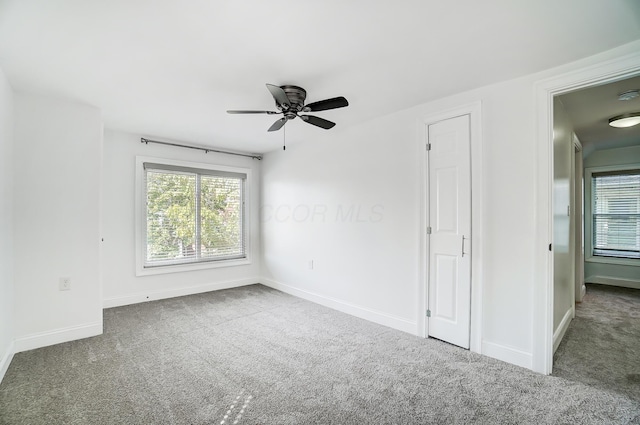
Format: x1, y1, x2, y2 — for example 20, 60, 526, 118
608, 112, 640, 128
227, 83, 349, 132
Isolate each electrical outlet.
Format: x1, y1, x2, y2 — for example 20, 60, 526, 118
59, 277, 71, 291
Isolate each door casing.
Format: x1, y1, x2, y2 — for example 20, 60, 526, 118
533, 47, 640, 374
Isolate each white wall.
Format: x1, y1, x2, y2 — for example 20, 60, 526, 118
13, 93, 103, 351
262, 74, 538, 367
552, 98, 574, 351
0, 66, 15, 380
101, 130, 261, 307
261, 115, 421, 332
585, 145, 640, 168
583, 145, 640, 289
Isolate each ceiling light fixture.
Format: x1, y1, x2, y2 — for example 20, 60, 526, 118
617, 90, 640, 101
608, 112, 640, 128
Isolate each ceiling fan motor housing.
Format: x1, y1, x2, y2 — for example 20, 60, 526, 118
278, 85, 307, 111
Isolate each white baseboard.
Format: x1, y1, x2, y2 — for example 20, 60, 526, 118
14, 321, 103, 353
553, 306, 573, 353
103, 277, 261, 308
0, 341, 15, 384
585, 276, 640, 290
261, 278, 418, 335
481, 340, 533, 370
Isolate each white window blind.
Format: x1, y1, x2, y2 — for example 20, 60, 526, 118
144, 163, 245, 267
592, 171, 640, 259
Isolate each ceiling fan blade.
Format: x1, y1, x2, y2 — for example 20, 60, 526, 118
227, 110, 279, 114
266, 84, 291, 109
268, 117, 288, 132
304, 96, 348, 112
300, 115, 336, 130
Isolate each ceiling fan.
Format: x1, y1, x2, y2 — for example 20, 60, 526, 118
227, 84, 349, 132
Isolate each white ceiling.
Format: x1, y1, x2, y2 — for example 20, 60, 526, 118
1, 0, 640, 154
559, 76, 640, 157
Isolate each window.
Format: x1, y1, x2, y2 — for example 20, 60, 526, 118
592, 170, 640, 259
137, 159, 249, 273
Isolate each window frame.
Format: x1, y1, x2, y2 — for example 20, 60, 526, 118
135, 156, 252, 276
585, 163, 640, 267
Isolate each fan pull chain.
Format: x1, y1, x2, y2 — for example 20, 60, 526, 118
283, 122, 286, 151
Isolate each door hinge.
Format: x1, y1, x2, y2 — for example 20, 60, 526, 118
426, 309, 431, 317
549, 243, 552, 251
426, 143, 431, 151
427, 226, 432, 234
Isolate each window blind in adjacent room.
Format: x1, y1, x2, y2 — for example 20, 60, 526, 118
592, 170, 640, 259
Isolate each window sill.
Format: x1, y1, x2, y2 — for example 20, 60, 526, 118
136, 257, 251, 276
585, 256, 640, 267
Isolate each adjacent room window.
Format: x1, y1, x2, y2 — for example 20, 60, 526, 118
592, 170, 640, 259
142, 161, 246, 269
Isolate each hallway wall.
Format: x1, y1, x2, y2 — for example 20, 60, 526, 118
0, 65, 15, 381
552, 98, 575, 350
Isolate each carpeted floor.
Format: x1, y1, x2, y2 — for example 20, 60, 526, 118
1, 284, 639, 424
553, 283, 640, 402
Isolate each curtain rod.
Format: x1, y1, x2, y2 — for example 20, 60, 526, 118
140, 138, 262, 160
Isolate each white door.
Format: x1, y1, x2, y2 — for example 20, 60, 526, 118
427, 114, 471, 349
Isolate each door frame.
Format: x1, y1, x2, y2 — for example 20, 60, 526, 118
573, 136, 585, 303
419, 101, 483, 354
533, 48, 640, 374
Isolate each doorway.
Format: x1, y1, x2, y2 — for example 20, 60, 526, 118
533, 50, 640, 374
551, 75, 640, 394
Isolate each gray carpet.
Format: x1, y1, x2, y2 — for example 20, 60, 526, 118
1, 284, 639, 424
553, 283, 640, 402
